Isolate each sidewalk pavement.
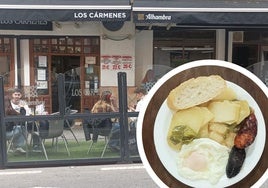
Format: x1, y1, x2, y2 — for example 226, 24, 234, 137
0, 163, 158, 188
0, 163, 266, 188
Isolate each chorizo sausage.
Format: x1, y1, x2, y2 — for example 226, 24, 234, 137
234, 113, 257, 149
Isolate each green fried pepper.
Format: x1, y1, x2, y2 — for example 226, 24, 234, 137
169, 125, 197, 145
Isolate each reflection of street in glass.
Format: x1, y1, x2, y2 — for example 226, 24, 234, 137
247, 61, 268, 87
265, 71, 268, 86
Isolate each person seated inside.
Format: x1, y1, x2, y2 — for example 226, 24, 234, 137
140, 69, 157, 93
29, 102, 49, 153
83, 90, 120, 152
128, 87, 148, 155
129, 87, 147, 113
91, 90, 117, 113
5, 88, 29, 154
5, 88, 49, 153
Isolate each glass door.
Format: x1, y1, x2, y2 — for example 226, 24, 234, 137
51, 55, 81, 112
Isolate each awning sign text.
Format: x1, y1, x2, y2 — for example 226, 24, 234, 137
74, 11, 127, 20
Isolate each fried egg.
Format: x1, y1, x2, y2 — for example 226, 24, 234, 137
177, 138, 230, 184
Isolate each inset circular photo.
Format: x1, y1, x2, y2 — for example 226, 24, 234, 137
136, 60, 268, 188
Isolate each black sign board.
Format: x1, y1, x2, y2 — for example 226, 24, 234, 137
0, 9, 131, 22
0, 20, 52, 30
133, 11, 268, 26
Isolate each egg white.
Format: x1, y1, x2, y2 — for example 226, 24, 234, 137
177, 138, 230, 185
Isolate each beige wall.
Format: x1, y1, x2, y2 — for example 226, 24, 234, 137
135, 30, 153, 86
100, 21, 135, 86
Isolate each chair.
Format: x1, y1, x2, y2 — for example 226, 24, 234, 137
32, 119, 70, 160
64, 109, 79, 144
7, 125, 28, 155
86, 118, 113, 157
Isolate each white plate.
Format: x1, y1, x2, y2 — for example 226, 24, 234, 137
153, 81, 266, 188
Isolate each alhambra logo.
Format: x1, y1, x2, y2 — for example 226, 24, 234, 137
137, 14, 145, 20
145, 14, 172, 21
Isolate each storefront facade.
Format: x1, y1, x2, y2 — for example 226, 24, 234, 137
0, 0, 135, 114
0, 0, 140, 168
133, 0, 268, 86
0, 0, 267, 168
1, 0, 268, 109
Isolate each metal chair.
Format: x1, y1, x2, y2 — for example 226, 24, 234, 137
64, 109, 79, 144
6, 125, 28, 155
86, 118, 113, 157
33, 119, 70, 160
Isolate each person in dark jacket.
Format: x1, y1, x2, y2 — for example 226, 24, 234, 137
5, 88, 49, 154
5, 92, 27, 154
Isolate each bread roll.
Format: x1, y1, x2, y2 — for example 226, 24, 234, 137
167, 75, 226, 110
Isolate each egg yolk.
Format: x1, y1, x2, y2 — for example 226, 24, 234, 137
184, 151, 207, 171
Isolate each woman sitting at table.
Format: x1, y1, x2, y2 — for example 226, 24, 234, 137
90, 91, 116, 141
83, 90, 120, 151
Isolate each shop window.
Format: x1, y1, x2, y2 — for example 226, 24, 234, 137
34, 39, 41, 44
34, 55, 49, 95
74, 38, 81, 45
154, 29, 216, 67
84, 47, 91, 53
0, 37, 13, 87
67, 38, 73, 45
243, 32, 260, 42
0, 56, 11, 85
169, 46, 214, 68
30, 36, 100, 112
260, 32, 268, 42
170, 51, 188, 67
232, 45, 258, 68
84, 38, 91, 45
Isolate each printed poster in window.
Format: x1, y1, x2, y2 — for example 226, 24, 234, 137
37, 69, 46, 81
38, 56, 47, 67
36, 81, 48, 89
85, 56, 96, 65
